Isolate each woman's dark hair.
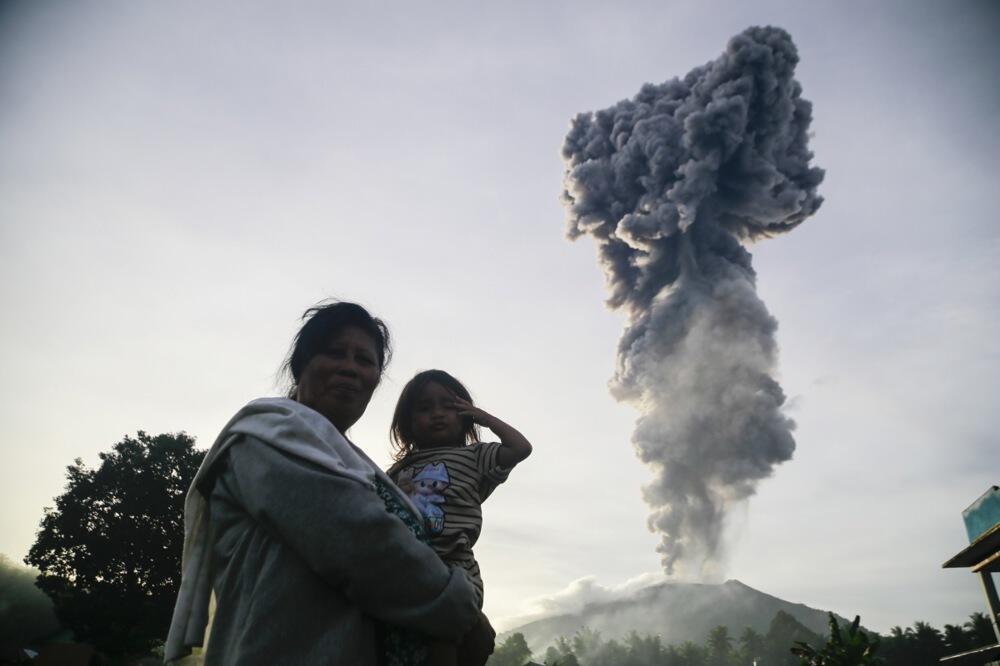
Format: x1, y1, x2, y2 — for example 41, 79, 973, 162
283, 301, 391, 395
390, 369, 479, 461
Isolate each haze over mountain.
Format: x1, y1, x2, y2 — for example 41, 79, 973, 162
502, 579, 847, 653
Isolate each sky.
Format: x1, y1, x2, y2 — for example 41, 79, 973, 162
1, 0, 998, 635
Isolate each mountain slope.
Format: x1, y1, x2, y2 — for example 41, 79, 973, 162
501, 579, 845, 653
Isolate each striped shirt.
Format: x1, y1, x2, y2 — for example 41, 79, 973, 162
387, 442, 510, 606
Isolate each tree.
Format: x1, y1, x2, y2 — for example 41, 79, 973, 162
678, 640, 708, 666
942, 623, 970, 655
791, 613, 883, 666
489, 632, 533, 666
545, 636, 580, 666
544, 650, 579, 666
706, 625, 734, 666
737, 627, 765, 666
909, 621, 945, 665
624, 630, 666, 665
571, 626, 604, 660
588, 637, 628, 666
964, 612, 997, 648
878, 626, 912, 665
26, 431, 204, 658
532, 611, 993, 666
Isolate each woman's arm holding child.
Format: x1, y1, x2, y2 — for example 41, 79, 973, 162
450, 395, 532, 469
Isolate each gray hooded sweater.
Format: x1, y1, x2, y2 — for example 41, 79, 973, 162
165, 398, 478, 665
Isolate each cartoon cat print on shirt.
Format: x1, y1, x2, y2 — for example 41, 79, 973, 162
400, 462, 450, 534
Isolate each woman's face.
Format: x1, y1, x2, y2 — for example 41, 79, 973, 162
296, 325, 380, 433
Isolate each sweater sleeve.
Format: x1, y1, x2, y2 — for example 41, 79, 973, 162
223, 436, 478, 640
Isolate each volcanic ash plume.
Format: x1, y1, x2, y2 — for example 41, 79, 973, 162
562, 26, 824, 574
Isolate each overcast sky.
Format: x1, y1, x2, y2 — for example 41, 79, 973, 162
1, 0, 998, 634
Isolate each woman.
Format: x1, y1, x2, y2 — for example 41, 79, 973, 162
165, 301, 488, 665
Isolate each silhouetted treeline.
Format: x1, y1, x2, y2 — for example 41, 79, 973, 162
489, 610, 997, 666
879, 613, 995, 665
19, 432, 204, 663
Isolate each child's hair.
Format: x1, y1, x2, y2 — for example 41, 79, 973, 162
390, 369, 480, 462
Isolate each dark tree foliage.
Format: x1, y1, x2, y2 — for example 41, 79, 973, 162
490, 632, 534, 666
26, 432, 204, 658
963, 612, 996, 649
706, 625, 734, 666
736, 627, 765, 666
791, 613, 883, 665
525, 611, 994, 666
879, 612, 996, 666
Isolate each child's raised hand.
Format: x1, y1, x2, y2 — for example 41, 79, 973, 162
448, 394, 495, 427
449, 392, 533, 467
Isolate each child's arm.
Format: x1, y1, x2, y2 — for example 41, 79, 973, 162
450, 395, 532, 469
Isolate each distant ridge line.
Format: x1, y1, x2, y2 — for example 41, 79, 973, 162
500, 578, 853, 653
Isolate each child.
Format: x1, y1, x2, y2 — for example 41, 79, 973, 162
387, 369, 532, 666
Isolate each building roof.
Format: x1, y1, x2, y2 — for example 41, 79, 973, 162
943, 521, 1000, 571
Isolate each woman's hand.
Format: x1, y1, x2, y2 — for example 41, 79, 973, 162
457, 611, 496, 666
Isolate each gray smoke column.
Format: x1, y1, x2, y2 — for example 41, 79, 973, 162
562, 26, 824, 575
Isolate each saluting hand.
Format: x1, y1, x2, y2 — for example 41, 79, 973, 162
448, 394, 497, 429
448, 392, 533, 467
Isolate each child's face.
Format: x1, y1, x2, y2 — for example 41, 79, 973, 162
410, 381, 465, 448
